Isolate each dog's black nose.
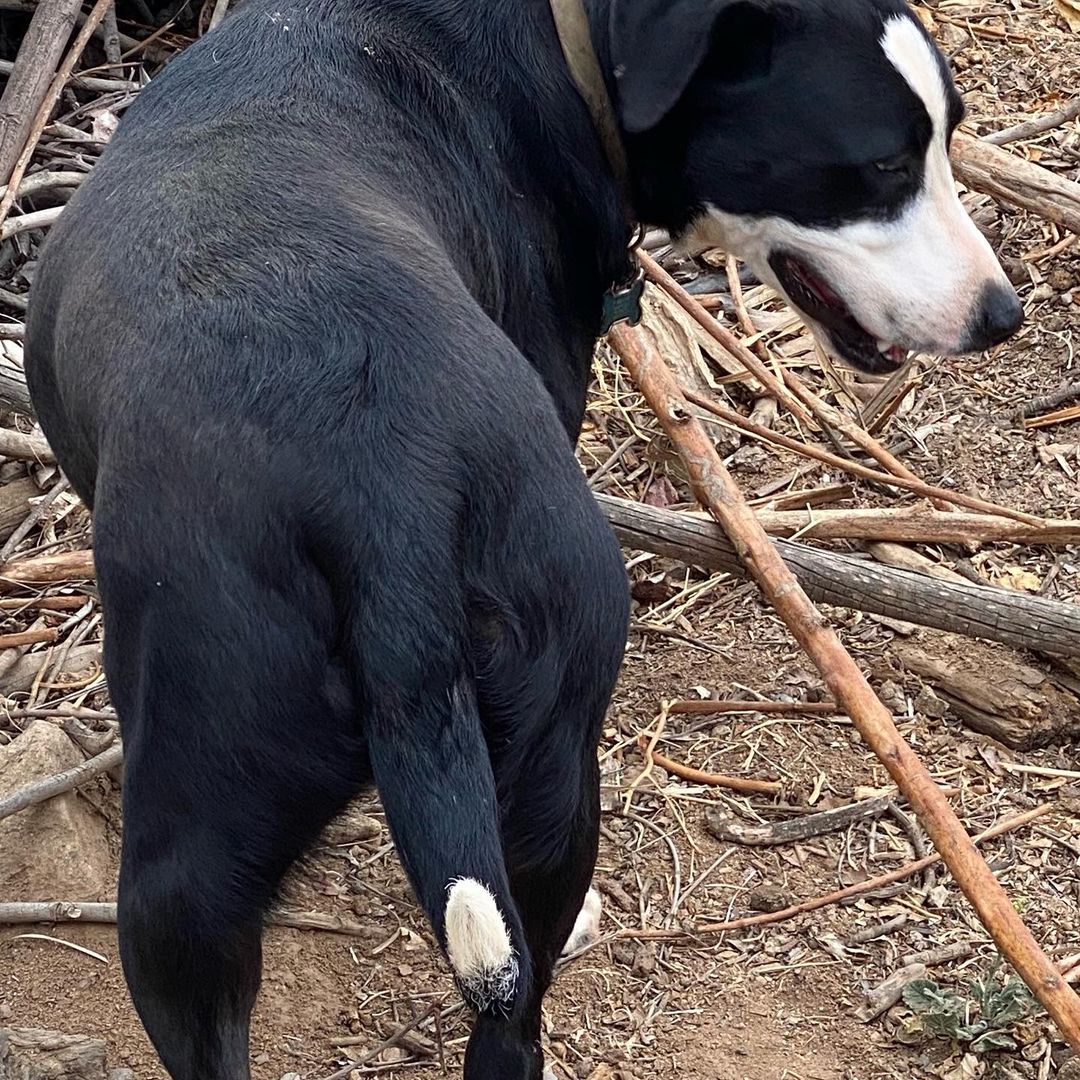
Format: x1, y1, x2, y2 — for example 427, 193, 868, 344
962, 282, 1023, 352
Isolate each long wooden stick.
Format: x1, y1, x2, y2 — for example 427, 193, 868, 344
602, 495, 1080, 656
749, 505, 1080, 545
607, 317, 1080, 1049
0, 900, 370, 937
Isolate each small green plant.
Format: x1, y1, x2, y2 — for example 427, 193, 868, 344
901, 962, 1037, 1054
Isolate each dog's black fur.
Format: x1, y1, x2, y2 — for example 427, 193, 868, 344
26, 1, 1009, 1078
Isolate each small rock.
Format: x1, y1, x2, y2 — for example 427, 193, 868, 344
630, 942, 656, 976
1057, 1060, 1080, 1080
0, 722, 111, 901
877, 680, 906, 715
1046, 268, 1075, 294
914, 686, 947, 720
747, 884, 791, 913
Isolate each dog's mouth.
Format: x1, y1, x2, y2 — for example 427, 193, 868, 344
769, 254, 909, 374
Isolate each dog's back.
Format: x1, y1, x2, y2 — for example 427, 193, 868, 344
27, 3, 629, 1078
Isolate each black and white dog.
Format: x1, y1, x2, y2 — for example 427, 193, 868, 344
25, 1, 1021, 1079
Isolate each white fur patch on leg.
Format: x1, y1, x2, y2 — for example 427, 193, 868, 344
445, 878, 518, 1011
561, 887, 602, 956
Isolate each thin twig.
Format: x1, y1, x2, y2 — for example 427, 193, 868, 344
0, 740, 122, 822
668, 699, 838, 716
638, 735, 783, 796
684, 389, 1046, 526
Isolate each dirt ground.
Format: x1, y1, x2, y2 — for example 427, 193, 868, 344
2, 0, 1080, 1078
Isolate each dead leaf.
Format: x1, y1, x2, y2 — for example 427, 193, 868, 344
996, 565, 1042, 592
1056, 0, 1080, 32
643, 475, 680, 508
913, 5, 937, 33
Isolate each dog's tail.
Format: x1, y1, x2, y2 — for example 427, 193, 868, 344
363, 675, 533, 1043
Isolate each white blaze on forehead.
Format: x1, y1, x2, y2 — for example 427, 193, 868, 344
881, 14, 949, 137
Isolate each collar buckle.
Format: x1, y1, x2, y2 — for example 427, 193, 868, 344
599, 224, 646, 335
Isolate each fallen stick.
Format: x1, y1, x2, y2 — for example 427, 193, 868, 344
601, 495, 1080, 657
750, 504, 1080, 545
637, 735, 783, 796
18, 510, 1080, 658
684, 388, 1045, 526
0, 0, 86, 184
668, 699, 838, 716
951, 132, 1080, 237
0, 204, 62, 241
0, 549, 95, 585
621, 802, 1053, 942
0, 426, 54, 463
0, 625, 56, 649
984, 95, 1080, 147
607, 317, 1080, 1047
0, 741, 121, 823
705, 795, 892, 846
1025, 402, 1080, 430
0, 0, 115, 232
0, 900, 371, 937
0, 595, 88, 612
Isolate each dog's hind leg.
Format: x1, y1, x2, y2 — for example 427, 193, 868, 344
357, 660, 542, 1080
95, 507, 368, 1080
469, 526, 629, 1079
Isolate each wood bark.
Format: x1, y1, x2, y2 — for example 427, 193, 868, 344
0, 428, 53, 464
0, 477, 37, 542
952, 133, 1080, 236
0, 1027, 108, 1080
892, 642, 1080, 750
599, 494, 1080, 657
0, 0, 84, 185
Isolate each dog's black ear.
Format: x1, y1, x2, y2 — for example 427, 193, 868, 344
610, 0, 776, 134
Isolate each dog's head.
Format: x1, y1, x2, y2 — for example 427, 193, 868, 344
610, 0, 1023, 372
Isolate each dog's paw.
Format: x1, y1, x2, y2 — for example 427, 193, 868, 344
561, 887, 602, 956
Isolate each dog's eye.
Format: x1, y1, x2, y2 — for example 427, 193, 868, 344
873, 155, 912, 175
